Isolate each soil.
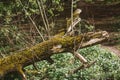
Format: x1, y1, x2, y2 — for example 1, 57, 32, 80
101, 32, 120, 57
101, 45, 120, 57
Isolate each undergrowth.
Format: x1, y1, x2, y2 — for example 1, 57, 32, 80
25, 45, 120, 80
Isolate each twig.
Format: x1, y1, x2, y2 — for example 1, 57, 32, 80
19, 0, 45, 41
36, 0, 50, 39
40, 0, 50, 38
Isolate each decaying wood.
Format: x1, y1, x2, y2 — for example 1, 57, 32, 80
0, 31, 109, 79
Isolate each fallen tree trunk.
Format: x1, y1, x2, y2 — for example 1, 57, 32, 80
0, 31, 109, 79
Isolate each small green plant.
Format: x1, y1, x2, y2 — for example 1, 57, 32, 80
25, 45, 120, 80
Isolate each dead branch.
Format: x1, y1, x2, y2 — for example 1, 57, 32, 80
71, 60, 96, 74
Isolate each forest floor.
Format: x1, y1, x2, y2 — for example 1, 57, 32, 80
101, 45, 120, 57
101, 32, 120, 57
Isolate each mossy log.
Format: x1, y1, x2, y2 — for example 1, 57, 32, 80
0, 31, 109, 79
